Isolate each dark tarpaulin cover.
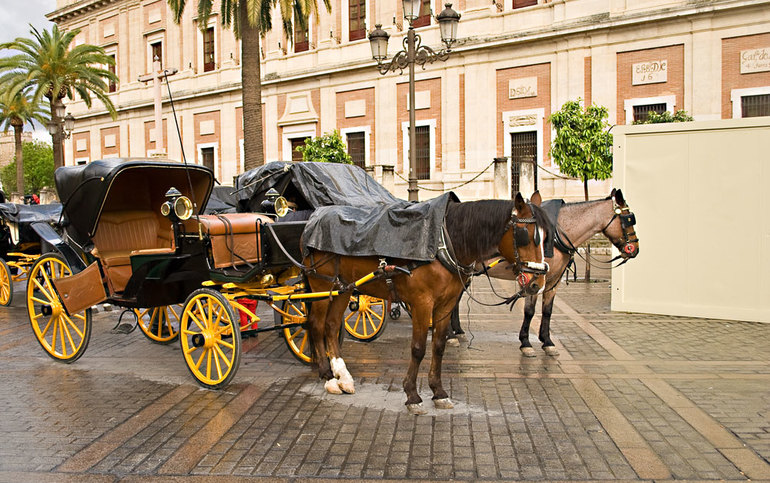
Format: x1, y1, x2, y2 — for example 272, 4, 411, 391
0, 203, 62, 225
204, 186, 238, 214
237, 161, 459, 261
302, 192, 459, 261
236, 161, 399, 211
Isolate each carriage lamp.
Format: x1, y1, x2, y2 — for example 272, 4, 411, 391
161, 187, 194, 221
368, 3, 460, 201
260, 188, 290, 217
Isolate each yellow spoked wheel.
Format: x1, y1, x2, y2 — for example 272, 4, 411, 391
180, 289, 241, 389
135, 305, 181, 344
0, 258, 13, 307
26, 253, 92, 363
277, 299, 312, 364
344, 294, 387, 342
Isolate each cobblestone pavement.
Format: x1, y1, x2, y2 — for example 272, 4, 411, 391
0, 274, 768, 482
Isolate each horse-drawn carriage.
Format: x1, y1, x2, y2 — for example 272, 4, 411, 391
0, 202, 62, 306
27, 158, 547, 409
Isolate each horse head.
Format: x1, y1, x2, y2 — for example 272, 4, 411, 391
602, 188, 639, 260
497, 192, 549, 295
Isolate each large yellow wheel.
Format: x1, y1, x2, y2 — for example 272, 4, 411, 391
0, 258, 13, 307
135, 305, 181, 344
344, 294, 387, 342
180, 289, 241, 389
276, 299, 312, 364
26, 253, 92, 363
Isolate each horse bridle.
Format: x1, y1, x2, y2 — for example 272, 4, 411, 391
506, 205, 549, 280
602, 199, 639, 263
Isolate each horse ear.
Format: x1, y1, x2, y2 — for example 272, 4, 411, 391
530, 190, 542, 206
614, 189, 625, 205
514, 192, 526, 213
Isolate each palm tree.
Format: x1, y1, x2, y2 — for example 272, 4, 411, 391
167, 0, 331, 170
0, 87, 49, 196
0, 25, 118, 169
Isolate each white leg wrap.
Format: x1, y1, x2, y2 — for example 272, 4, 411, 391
325, 378, 342, 394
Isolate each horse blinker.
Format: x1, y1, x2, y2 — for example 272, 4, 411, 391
514, 226, 530, 247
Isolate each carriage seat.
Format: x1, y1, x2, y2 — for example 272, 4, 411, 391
91, 210, 173, 293
193, 213, 272, 268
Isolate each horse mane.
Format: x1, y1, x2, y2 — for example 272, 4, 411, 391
445, 200, 552, 262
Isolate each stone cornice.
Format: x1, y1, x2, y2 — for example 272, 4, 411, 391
46, 0, 124, 23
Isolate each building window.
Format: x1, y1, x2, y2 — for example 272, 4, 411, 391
346, 132, 366, 168
203, 27, 215, 72
513, 0, 537, 8
411, 0, 432, 28
414, 125, 430, 180
632, 103, 667, 123
511, 131, 537, 194
151, 41, 162, 67
295, 27, 309, 53
349, 0, 366, 41
108, 54, 117, 93
201, 147, 215, 170
290, 137, 309, 162
741, 94, 770, 118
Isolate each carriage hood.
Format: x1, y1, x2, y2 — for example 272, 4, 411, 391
0, 203, 62, 225
55, 159, 214, 242
235, 161, 399, 212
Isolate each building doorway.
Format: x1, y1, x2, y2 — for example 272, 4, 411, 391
290, 137, 309, 162
200, 146, 215, 171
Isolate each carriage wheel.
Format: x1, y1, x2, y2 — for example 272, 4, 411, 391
344, 295, 387, 342
26, 253, 92, 363
135, 305, 181, 344
0, 258, 13, 307
276, 299, 312, 364
180, 289, 241, 389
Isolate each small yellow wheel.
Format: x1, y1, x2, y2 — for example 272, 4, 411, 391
276, 299, 312, 364
180, 288, 241, 389
0, 258, 13, 307
135, 305, 181, 344
344, 294, 387, 342
26, 253, 91, 363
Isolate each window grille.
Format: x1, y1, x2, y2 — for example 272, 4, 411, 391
203, 27, 215, 72
741, 94, 770, 118
349, 0, 366, 41
511, 131, 537, 195
632, 103, 666, 123
346, 132, 366, 168
414, 125, 430, 180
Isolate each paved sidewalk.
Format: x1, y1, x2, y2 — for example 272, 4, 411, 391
0, 276, 768, 482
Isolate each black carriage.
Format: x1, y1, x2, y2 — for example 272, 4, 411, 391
28, 159, 403, 388
0, 202, 62, 306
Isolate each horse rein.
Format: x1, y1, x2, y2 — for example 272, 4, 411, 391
506, 205, 549, 282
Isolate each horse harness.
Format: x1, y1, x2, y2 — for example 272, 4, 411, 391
601, 199, 639, 263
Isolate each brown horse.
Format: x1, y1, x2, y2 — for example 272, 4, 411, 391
497, 189, 639, 356
304, 193, 550, 414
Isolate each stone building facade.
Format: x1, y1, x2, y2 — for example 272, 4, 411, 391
48, 0, 770, 200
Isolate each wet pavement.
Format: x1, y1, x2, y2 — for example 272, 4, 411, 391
0, 273, 769, 482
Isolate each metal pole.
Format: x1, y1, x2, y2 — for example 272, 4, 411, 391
407, 26, 418, 202
153, 56, 164, 154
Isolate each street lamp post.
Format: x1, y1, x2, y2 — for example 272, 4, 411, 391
369, 2, 460, 202
46, 100, 74, 168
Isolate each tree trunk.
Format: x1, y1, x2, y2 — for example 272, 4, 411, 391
12, 120, 24, 195
49, 97, 65, 170
240, 0, 265, 171
583, 177, 591, 282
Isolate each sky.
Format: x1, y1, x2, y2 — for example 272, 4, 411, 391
0, 0, 58, 140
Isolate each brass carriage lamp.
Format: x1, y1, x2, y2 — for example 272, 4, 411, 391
161, 187, 194, 221
260, 188, 289, 217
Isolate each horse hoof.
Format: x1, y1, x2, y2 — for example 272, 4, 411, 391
433, 398, 454, 409
544, 346, 560, 357
446, 338, 460, 347
338, 376, 356, 394
324, 378, 343, 394
521, 347, 536, 357
406, 403, 427, 415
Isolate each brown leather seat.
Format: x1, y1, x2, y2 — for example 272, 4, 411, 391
193, 213, 271, 268
92, 210, 173, 293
